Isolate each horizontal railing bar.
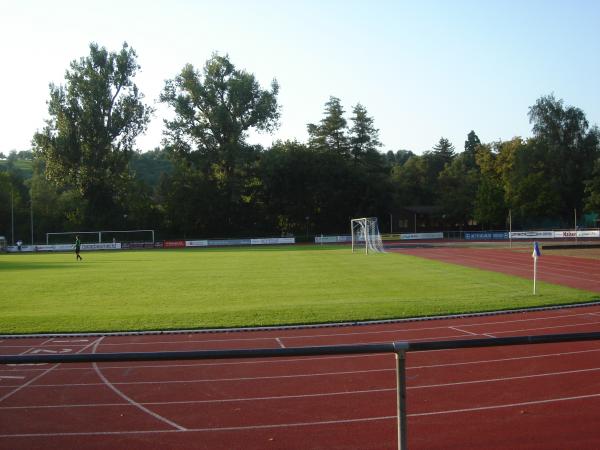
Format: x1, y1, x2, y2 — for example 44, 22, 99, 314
1, 331, 600, 365
0, 342, 397, 365
407, 331, 600, 352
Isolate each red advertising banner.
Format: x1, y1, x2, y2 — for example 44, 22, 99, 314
163, 240, 186, 248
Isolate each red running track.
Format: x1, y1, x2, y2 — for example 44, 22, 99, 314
393, 246, 600, 293
1, 248, 600, 449
2, 305, 600, 449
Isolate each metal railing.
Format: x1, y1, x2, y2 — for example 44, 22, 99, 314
3, 331, 600, 449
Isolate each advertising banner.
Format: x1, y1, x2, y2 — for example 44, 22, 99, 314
186, 240, 208, 247
250, 238, 295, 245
510, 231, 554, 239
164, 240, 186, 248
554, 230, 600, 238
465, 232, 509, 240
400, 232, 443, 240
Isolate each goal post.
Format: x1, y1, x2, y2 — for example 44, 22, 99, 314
351, 217, 385, 254
46, 229, 155, 245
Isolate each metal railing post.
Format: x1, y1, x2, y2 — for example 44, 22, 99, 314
394, 342, 409, 450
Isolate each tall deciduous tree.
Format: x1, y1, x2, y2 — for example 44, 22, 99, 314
33, 42, 152, 227
528, 94, 600, 219
160, 53, 280, 234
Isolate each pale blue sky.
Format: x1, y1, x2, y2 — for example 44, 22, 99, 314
1, 0, 599, 154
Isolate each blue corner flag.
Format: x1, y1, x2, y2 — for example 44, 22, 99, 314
532, 241, 541, 258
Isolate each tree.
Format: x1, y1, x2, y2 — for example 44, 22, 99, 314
437, 155, 479, 227
432, 137, 456, 167
528, 94, 600, 219
307, 97, 349, 156
463, 130, 481, 169
386, 149, 414, 167
584, 157, 600, 213
160, 53, 280, 234
33, 42, 152, 228
349, 103, 381, 160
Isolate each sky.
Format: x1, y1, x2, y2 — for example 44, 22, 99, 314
1, 0, 599, 155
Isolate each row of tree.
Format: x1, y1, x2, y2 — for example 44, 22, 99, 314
1, 42, 599, 243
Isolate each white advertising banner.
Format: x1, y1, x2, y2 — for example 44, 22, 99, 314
510, 231, 554, 239
314, 235, 353, 243
400, 232, 443, 240
186, 240, 209, 247
250, 238, 295, 245
553, 230, 600, 238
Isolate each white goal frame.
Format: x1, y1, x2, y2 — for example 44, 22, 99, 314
46, 229, 155, 245
351, 217, 385, 254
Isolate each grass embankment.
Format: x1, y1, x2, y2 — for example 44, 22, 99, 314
0, 246, 597, 334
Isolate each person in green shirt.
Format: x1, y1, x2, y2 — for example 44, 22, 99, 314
74, 236, 82, 261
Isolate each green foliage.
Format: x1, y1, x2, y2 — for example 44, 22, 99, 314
15, 44, 600, 241
33, 42, 152, 228
528, 94, 600, 219
160, 53, 279, 235
307, 96, 349, 155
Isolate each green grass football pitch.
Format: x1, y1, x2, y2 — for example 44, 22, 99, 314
0, 246, 597, 334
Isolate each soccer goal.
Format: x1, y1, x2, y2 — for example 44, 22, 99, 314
46, 229, 155, 245
351, 217, 385, 254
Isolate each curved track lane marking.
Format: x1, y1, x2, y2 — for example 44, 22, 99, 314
91, 338, 187, 431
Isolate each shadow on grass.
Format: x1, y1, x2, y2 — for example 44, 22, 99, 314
0, 261, 78, 271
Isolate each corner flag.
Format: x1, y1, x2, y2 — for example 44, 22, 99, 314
532, 241, 541, 259
532, 241, 541, 295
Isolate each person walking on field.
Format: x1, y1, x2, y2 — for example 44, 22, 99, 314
74, 235, 82, 261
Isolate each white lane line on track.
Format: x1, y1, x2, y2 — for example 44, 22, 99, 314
411, 366, 600, 390
448, 326, 479, 336
42, 310, 590, 348
3, 390, 600, 438
21, 368, 394, 388
409, 392, 600, 417
2, 310, 597, 351
489, 319, 600, 335
0, 388, 397, 410
276, 337, 285, 348
411, 347, 600, 369
91, 339, 187, 431
14, 359, 600, 390
0, 415, 396, 438
4, 344, 600, 382
0, 338, 103, 403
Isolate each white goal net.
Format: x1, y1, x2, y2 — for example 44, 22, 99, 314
351, 217, 385, 254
